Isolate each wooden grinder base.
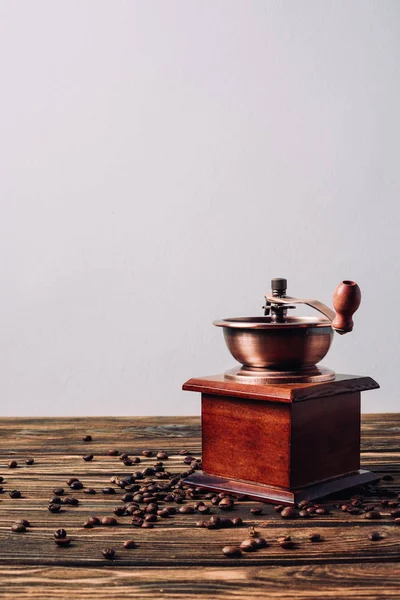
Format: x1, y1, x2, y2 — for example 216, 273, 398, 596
182, 372, 379, 505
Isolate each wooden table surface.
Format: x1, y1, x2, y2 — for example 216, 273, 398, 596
0, 414, 399, 599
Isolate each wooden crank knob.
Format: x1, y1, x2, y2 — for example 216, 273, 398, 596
332, 280, 361, 334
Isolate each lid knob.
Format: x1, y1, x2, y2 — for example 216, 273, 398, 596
271, 278, 287, 297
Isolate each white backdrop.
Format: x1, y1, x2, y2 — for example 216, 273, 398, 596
0, 0, 399, 416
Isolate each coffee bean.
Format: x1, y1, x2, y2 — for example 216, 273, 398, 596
64, 497, 79, 505
219, 498, 234, 511
70, 481, 83, 490
55, 538, 71, 546
348, 507, 361, 515
158, 508, 170, 518
207, 516, 222, 529
315, 507, 330, 515
16, 519, 30, 527
167, 507, 177, 515
53, 488, 64, 496
240, 538, 258, 552
131, 517, 144, 527
394, 518, 400, 525
196, 520, 207, 527
232, 517, 243, 526
101, 517, 118, 526
142, 450, 153, 457
82, 435, 92, 442
54, 529, 67, 539
8, 460, 17, 469
308, 532, 322, 542
197, 505, 210, 514
183, 456, 196, 465
157, 451, 168, 460
132, 457, 141, 464
0, 477, 4, 483
113, 506, 126, 516
50, 496, 62, 504
369, 531, 381, 541
9, 490, 21, 498
298, 510, 310, 518
121, 493, 133, 503
145, 514, 158, 523
382, 474, 393, 481
274, 505, 284, 513
124, 539, 136, 549
179, 449, 190, 455
298, 500, 311, 509
102, 548, 115, 559
88, 516, 100, 525
141, 521, 154, 528
211, 496, 220, 506
82, 520, 94, 528
48, 503, 61, 513
179, 505, 195, 514
145, 503, 159, 514
280, 507, 296, 519
253, 537, 267, 548
66, 478, 79, 486
222, 546, 242, 558
108, 450, 119, 456
278, 535, 291, 543
0, 486, 3, 493
365, 510, 381, 520
279, 540, 295, 549
102, 487, 116, 495
250, 507, 263, 515
25, 458, 34, 465
83, 455, 94, 462
364, 504, 377, 511
11, 523, 26, 533
142, 467, 155, 477
83, 488, 96, 494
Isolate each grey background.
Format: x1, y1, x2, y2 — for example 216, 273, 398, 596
0, 1, 399, 416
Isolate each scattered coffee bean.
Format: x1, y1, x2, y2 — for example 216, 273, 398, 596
279, 538, 295, 549
196, 520, 207, 527
124, 540, 136, 549
55, 537, 71, 546
308, 532, 322, 542
11, 523, 26, 533
280, 507, 296, 519
101, 517, 118, 526
197, 505, 210, 514
253, 537, 268, 548
0, 477, 4, 483
82, 435, 92, 442
158, 508, 170, 518
298, 510, 310, 518
131, 517, 144, 527
132, 457, 141, 464
70, 481, 83, 490
53, 488, 64, 496
179, 449, 190, 455
145, 514, 158, 522
347, 507, 361, 515
8, 460, 17, 469
83, 488, 96, 494
25, 458, 34, 465
157, 451, 168, 460
50, 496, 62, 504
365, 510, 381, 520
222, 546, 242, 558
88, 516, 100, 525
54, 529, 67, 539
315, 507, 330, 515
142, 450, 153, 457
82, 520, 94, 528
48, 503, 61, 513
16, 519, 30, 527
390, 509, 400, 518
382, 474, 393, 481
232, 517, 243, 526
63, 497, 79, 505
250, 507, 263, 515
9, 490, 21, 498
141, 521, 154, 528
369, 531, 381, 541
102, 487, 116, 495
83, 455, 94, 462
394, 518, 400, 525
113, 506, 126, 516
240, 538, 258, 552
66, 478, 79, 486
207, 516, 222, 529
108, 450, 119, 456
219, 498, 234, 511
274, 505, 284, 513
102, 547, 115, 559
179, 505, 195, 514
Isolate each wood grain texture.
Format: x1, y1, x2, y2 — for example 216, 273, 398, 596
0, 414, 398, 599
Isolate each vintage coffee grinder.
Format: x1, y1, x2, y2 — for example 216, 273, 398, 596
183, 279, 379, 505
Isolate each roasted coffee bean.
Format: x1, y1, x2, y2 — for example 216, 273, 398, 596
278, 535, 292, 543
16, 519, 30, 527
50, 496, 62, 504
119, 453, 129, 460
145, 503, 159, 514
222, 545, 242, 558
205, 493, 215, 500
232, 517, 243, 526
53, 488, 64, 496
253, 537, 268, 548
123, 459, 133, 466
102, 547, 115, 559
64, 497, 79, 505
83, 488, 96, 494
308, 532, 322, 542
25, 458, 34, 465
132, 509, 145, 517
220, 518, 234, 528
341, 504, 350, 512
141, 521, 154, 528
0, 486, 4, 493
108, 450, 119, 456
279, 539, 295, 549
142, 450, 153, 457
131, 517, 144, 527
369, 531, 381, 541
382, 474, 394, 481
70, 481, 83, 490
211, 496, 221, 506
157, 451, 168, 460
179, 449, 190, 455
142, 467, 155, 477
390, 509, 400, 518
179, 505, 195, 514
82, 520, 94, 528
145, 514, 158, 522
364, 504, 377, 511
348, 507, 361, 515
298, 510, 311, 518
132, 457, 141, 464
394, 518, 400, 525
113, 506, 126, 516
102, 487, 116, 495
54, 529, 67, 539
167, 507, 177, 515
101, 517, 118, 526
365, 510, 381, 520
11, 523, 26, 533
8, 460, 17, 468
298, 500, 311, 509
88, 516, 100, 525
48, 503, 61, 513
82, 435, 92, 442
315, 507, 330, 515
9, 490, 21, 498
183, 456, 195, 465
55, 537, 71, 546
280, 507, 296, 519
122, 493, 134, 503
274, 505, 284, 513
124, 539, 136, 549
219, 498, 234, 511
240, 538, 258, 552
83, 455, 94, 462
0, 477, 4, 483
197, 505, 210, 514
66, 478, 79, 486
306, 506, 316, 514
250, 507, 263, 515
207, 516, 222, 529
196, 520, 207, 527
158, 508, 170, 518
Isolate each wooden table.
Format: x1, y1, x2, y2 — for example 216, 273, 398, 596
0, 415, 399, 599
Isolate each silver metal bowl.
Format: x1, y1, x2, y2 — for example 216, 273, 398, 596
213, 316, 334, 370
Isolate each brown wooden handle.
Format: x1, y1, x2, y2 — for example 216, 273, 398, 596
332, 281, 361, 334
